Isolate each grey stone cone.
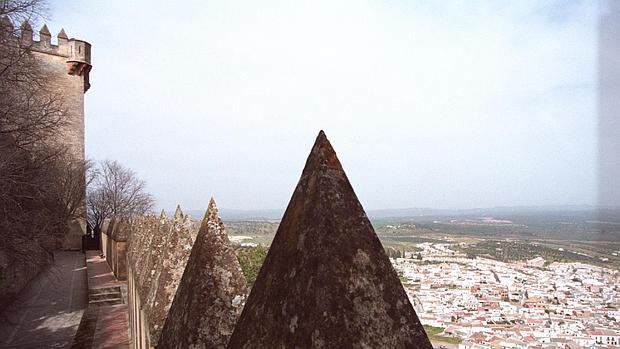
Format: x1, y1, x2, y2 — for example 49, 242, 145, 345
159, 198, 248, 349
227, 131, 432, 348
144, 209, 197, 346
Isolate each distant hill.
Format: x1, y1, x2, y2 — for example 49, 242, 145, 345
181, 205, 619, 221
368, 205, 611, 218
185, 208, 283, 221
177, 205, 620, 242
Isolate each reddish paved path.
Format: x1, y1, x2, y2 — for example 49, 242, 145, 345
0, 252, 88, 348
91, 304, 130, 348
72, 251, 129, 348
85, 251, 121, 289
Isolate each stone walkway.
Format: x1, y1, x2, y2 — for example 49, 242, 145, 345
72, 304, 129, 348
71, 251, 129, 348
0, 252, 88, 348
85, 251, 121, 289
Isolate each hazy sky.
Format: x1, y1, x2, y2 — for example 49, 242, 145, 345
47, 0, 598, 211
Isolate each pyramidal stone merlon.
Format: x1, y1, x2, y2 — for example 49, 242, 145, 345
159, 198, 248, 348
127, 216, 145, 271
228, 131, 432, 349
136, 208, 179, 302
144, 210, 197, 345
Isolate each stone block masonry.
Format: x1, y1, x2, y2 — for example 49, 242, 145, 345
101, 219, 130, 281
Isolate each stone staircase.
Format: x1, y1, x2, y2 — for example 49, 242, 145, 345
89, 286, 123, 306
76, 252, 130, 347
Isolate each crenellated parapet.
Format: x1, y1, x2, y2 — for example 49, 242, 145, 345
1, 17, 92, 92
113, 133, 432, 348
125, 201, 248, 349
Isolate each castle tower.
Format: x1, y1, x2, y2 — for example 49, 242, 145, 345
17, 21, 92, 249
228, 131, 432, 348
23, 23, 92, 160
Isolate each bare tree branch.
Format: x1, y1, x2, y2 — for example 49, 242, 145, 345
0, 0, 89, 305
87, 160, 155, 234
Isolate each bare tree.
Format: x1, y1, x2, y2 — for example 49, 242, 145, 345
0, 1, 47, 26
50, 155, 93, 224
0, 0, 90, 305
87, 160, 155, 234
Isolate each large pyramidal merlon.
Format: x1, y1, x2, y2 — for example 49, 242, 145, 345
228, 131, 432, 348
159, 198, 248, 348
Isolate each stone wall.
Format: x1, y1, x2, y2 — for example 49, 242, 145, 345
0, 243, 53, 307
101, 219, 128, 281
126, 202, 247, 348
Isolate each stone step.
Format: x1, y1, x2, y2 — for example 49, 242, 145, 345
89, 292, 122, 302
89, 286, 121, 295
89, 298, 123, 307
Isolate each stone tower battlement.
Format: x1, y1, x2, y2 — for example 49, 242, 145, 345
3, 19, 92, 92
1, 17, 92, 162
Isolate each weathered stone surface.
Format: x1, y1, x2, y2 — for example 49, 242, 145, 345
101, 219, 130, 281
228, 131, 432, 349
132, 216, 153, 282
127, 216, 148, 266
143, 207, 197, 345
127, 216, 155, 272
135, 215, 170, 299
101, 218, 114, 238
0, 241, 53, 307
159, 198, 247, 349
110, 219, 131, 242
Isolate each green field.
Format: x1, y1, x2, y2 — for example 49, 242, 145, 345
223, 210, 620, 270
423, 326, 461, 344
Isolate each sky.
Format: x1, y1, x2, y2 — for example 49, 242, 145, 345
45, 0, 599, 211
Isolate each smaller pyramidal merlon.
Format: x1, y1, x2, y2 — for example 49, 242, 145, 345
228, 131, 432, 348
20, 20, 32, 31
0, 16, 12, 30
57, 28, 68, 39
144, 206, 197, 346
159, 198, 248, 348
39, 24, 50, 35
136, 207, 181, 302
173, 204, 183, 220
